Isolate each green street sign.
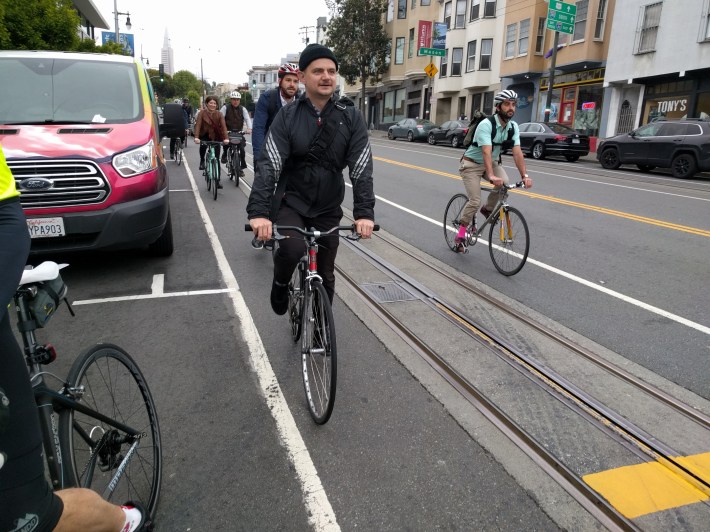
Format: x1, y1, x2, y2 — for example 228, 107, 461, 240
420, 47, 446, 57
546, 18, 574, 35
549, 1, 577, 17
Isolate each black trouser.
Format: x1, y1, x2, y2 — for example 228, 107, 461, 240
272, 203, 342, 303
0, 198, 63, 531
199, 136, 222, 163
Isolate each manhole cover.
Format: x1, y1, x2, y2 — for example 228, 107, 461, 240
360, 282, 417, 303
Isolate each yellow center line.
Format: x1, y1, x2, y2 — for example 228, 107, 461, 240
374, 156, 710, 238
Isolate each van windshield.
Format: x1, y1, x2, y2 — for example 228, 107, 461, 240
0, 57, 142, 125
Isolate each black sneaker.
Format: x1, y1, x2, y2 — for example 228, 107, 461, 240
270, 279, 289, 315
122, 501, 154, 532
221, 155, 227, 164
217, 181, 223, 189
199, 162, 205, 170
238, 170, 245, 177
169, 152, 175, 160
480, 206, 492, 219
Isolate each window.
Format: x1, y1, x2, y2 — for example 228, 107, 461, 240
704, 2, 710, 41
484, 0, 496, 17
452, 47, 463, 75
479, 38, 492, 69
535, 17, 546, 54
594, 0, 608, 39
637, 2, 662, 53
483, 91, 493, 113
455, 0, 467, 28
387, 0, 394, 22
470, 0, 480, 21
398, 0, 407, 19
445, 2, 452, 28
466, 40, 477, 71
505, 23, 516, 58
440, 49, 449, 77
518, 18, 530, 55
408, 28, 415, 58
395, 37, 405, 64
411, 0, 416, 8
421, 0, 430, 4
573, 0, 588, 41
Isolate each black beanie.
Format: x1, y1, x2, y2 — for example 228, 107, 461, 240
298, 44, 339, 72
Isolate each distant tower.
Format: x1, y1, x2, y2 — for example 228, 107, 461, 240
160, 29, 174, 76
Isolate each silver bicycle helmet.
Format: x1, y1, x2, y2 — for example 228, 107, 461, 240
494, 89, 518, 105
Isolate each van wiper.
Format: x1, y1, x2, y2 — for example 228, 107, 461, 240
4, 120, 97, 125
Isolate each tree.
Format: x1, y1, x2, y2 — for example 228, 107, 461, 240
325, 0, 390, 120
172, 70, 202, 99
0, 0, 80, 50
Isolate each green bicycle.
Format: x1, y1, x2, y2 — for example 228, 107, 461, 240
201, 140, 224, 201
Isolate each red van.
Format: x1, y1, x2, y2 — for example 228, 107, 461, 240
0, 51, 173, 256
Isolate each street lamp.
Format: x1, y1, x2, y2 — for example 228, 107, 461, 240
113, 0, 132, 42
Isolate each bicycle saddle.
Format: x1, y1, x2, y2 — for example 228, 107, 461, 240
20, 261, 68, 286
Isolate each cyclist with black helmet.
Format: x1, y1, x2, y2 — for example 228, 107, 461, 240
454, 89, 533, 253
251, 63, 300, 161
220, 91, 252, 176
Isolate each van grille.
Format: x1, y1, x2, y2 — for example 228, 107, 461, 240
10, 159, 110, 208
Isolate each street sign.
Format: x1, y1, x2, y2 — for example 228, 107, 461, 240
546, 19, 573, 34
424, 63, 438, 77
420, 47, 445, 57
547, 1, 576, 35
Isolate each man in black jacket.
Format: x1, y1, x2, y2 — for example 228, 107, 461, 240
247, 44, 375, 315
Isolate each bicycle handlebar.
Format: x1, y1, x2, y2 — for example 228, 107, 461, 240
244, 223, 380, 240
198, 140, 227, 145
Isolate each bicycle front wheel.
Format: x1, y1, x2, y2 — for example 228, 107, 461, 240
210, 159, 219, 200
231, 149, 240, 187
206, 158, 212, 191
488, 206, 530, 276
59, 344, 162, 516
443, 194, 468, 251
301, 281, 337, 424
288, 261, 305, 342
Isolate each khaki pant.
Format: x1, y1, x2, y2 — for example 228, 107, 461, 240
458, 158, 509, 226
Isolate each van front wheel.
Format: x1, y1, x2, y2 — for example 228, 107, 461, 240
148, 211, 174, 257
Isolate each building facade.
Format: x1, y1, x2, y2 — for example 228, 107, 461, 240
72, 0, 109, 40
602, 0, 710, 137
160, 30, 175, 76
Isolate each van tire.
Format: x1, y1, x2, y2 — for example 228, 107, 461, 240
148, 212, 174, 256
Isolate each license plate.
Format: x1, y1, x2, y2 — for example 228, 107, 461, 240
572, 139, 580, 144
27, 217, 65, 239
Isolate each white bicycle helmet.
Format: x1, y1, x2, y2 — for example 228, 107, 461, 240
229, 91, 242, 99
494, 89, 518, 105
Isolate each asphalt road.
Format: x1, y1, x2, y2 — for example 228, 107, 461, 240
28, 132, 709, 530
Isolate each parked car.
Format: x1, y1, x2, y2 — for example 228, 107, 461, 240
0, 50, 173, 256
597, 119, 710, 178
518, 122, 590, 161
428, 120, 469, 148
387, 118, 436, 142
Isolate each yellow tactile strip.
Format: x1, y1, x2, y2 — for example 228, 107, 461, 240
583, 452, 710, 518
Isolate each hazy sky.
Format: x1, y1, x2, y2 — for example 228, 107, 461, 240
95, 0, 331, 85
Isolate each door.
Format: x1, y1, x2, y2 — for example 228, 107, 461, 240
649, 122, 686, 165
621, 122, 662, 162
559, 87, 577, 127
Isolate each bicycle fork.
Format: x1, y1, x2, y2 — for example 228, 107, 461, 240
497, 204, 514, 244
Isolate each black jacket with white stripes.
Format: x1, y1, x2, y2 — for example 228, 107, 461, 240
247, 93, 375, 222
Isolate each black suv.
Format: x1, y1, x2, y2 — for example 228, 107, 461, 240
597, 119, 710, 178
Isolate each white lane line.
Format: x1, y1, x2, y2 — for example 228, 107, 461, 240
151, 274, 164, 295
183, 161, 340, 531
346, 183, 710, 336
73, 288, 232, 305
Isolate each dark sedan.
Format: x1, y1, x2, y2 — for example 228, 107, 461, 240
518, 122, 590, 161
428, 120, 469, 148
387, 118, 436, 142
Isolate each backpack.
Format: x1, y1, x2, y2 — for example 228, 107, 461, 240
462, 111, 516, 150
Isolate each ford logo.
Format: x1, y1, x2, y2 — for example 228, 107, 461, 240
20, 178, 53, 191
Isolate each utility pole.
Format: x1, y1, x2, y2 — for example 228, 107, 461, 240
543, 30, 560, 123
299, 26, 316, 45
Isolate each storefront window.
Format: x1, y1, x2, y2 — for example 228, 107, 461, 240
383, 90, 394, 122
537, 83, 602, 137
537, 88, 560, 122
394, 88, 407, 122
643, 94, 690, 123
694, 92, 710, 120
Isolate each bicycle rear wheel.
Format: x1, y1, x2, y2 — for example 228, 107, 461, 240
59, 344, 162, 517
288, 261, 305, 342
488, 206, 530, 276
443, 194, 468, 251
301, 281, 337, 424
206, 158, 212, 192
175, 139, 183, 166
210, 159, 219, 200
231, 149, 240, 187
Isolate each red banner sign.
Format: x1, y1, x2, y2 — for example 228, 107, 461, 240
418, 20, 432, 50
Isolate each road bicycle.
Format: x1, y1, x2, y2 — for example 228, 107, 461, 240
443, 182, 530, 276
11, 261, 162, 517
173, 136, 183, 166
225, 130, 245, 187
245, 223, 378, 424
201, 140, 224, 201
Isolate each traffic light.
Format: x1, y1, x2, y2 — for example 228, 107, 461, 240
159, 63, 164, 82
251, 78, 256, 89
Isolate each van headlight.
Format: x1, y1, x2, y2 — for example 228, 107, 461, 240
113, 140, 156, 177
